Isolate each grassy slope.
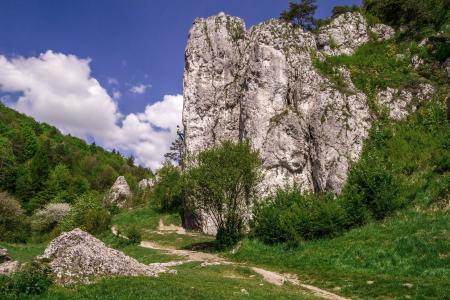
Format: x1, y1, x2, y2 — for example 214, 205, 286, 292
228, 209, 450, 299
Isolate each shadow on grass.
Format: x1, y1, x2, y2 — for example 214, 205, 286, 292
181, 240, 219, 253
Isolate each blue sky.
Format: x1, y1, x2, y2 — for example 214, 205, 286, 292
0, 0, 361, 169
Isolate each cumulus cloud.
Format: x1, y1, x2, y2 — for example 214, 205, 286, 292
0, 51, 182, 170
130, 83, 151, 94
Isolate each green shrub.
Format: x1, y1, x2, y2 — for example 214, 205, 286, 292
340, 158, 406, 225
31, 203, 71, 234
125, 225, 142, 245
252, 188, 347, 246
0, 192, 29, 243
0, 261, 52, 297
151, 162, 183, 212
60, 192, 111, 235
184, 141, 262, 249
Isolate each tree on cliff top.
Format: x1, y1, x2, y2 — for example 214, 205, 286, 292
280, 0, 317, 30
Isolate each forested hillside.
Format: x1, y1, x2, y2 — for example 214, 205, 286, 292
0, 102, 151, 214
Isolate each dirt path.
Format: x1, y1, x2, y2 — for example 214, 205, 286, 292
111, 222, 351, 300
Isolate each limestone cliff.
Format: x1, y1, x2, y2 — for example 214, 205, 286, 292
182, 12, 433, 233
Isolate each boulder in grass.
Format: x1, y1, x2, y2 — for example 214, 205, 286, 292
103, 176, 132, 208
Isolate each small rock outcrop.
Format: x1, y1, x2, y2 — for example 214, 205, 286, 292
0, 261, 20, 276
138, 178, 155, 190
41, 229, 169, 285
0, 248, 19, 276
103, 176, 132, 208
0, 247, 10, 263
443, 58, 450, 79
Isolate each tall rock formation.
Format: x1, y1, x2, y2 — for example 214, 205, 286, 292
182, 12, 433, 234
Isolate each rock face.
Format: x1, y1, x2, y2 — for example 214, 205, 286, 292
138, 178, 155, 190
444, 58, 450, 79
182, 12, 432, 234
0, 248, 19, 276
41, 229, 169, 285
0, 261, 20, 276
103, 176, 132, 208
0, 247, 10, 263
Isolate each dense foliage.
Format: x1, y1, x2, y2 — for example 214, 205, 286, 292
0, 261, 52, 298
0, 192, 29, 243
363, 0, 450, 31
184, 141, 262, 248
280, 0, 317, 30
151, 161, 183, 213
60, 192, 111, 235
252, 190, 347, 246
0, 103, 151, 216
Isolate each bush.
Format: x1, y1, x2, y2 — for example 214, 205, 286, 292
31, 203, 71, 234
252, 188, 347, 246
151, 162, 183, 212
0, 192, 29, 242
0, 261, 52, 297
363, 0, 450, 31
184, 141, 262, 248
60, 192, 111, 235
340, 156, 406, 226
125, 225, 142, 245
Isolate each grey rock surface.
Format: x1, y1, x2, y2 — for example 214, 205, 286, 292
138, 178, 155, 190
103, 176, 132, 208
182, 12, 432, 234
444, 58, 450, 79
0, 247, 11, 263
41, 229, 169, 285
0, 261, 20, 276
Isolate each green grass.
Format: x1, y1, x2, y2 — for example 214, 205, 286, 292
97, 232, 181, 263
112, 207, 162, 231
37, 263, 319, 300
112, 206, 215, 249
227, 209, 450, 299
0, 242, 46, 262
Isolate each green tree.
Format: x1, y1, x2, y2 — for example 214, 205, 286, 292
184, 141, 262, 248
30, 141, 51, 191
280, 0, 317, 30
363, 0, 450, 31
15, 164, 34, 202
20, 124, 39, 161
152, 161, 183, 212
0, 136, 17, 191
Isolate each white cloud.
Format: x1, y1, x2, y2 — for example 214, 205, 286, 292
108, 77, 119, 85
130, 83, 151, 94
112, 90, 122, 100
0, 51, 182, 170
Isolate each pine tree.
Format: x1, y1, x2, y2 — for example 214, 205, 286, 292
164, 136, 184, 165
280, 0, 317, 30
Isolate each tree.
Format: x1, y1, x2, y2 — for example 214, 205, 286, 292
363, 0, 450, 31
164, 135, 184, 165
152, 161, 183, 212
21, 124, 39, 161
184, 141, 262, 248
0, 136, 17, 191
280, 0, 317, 30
